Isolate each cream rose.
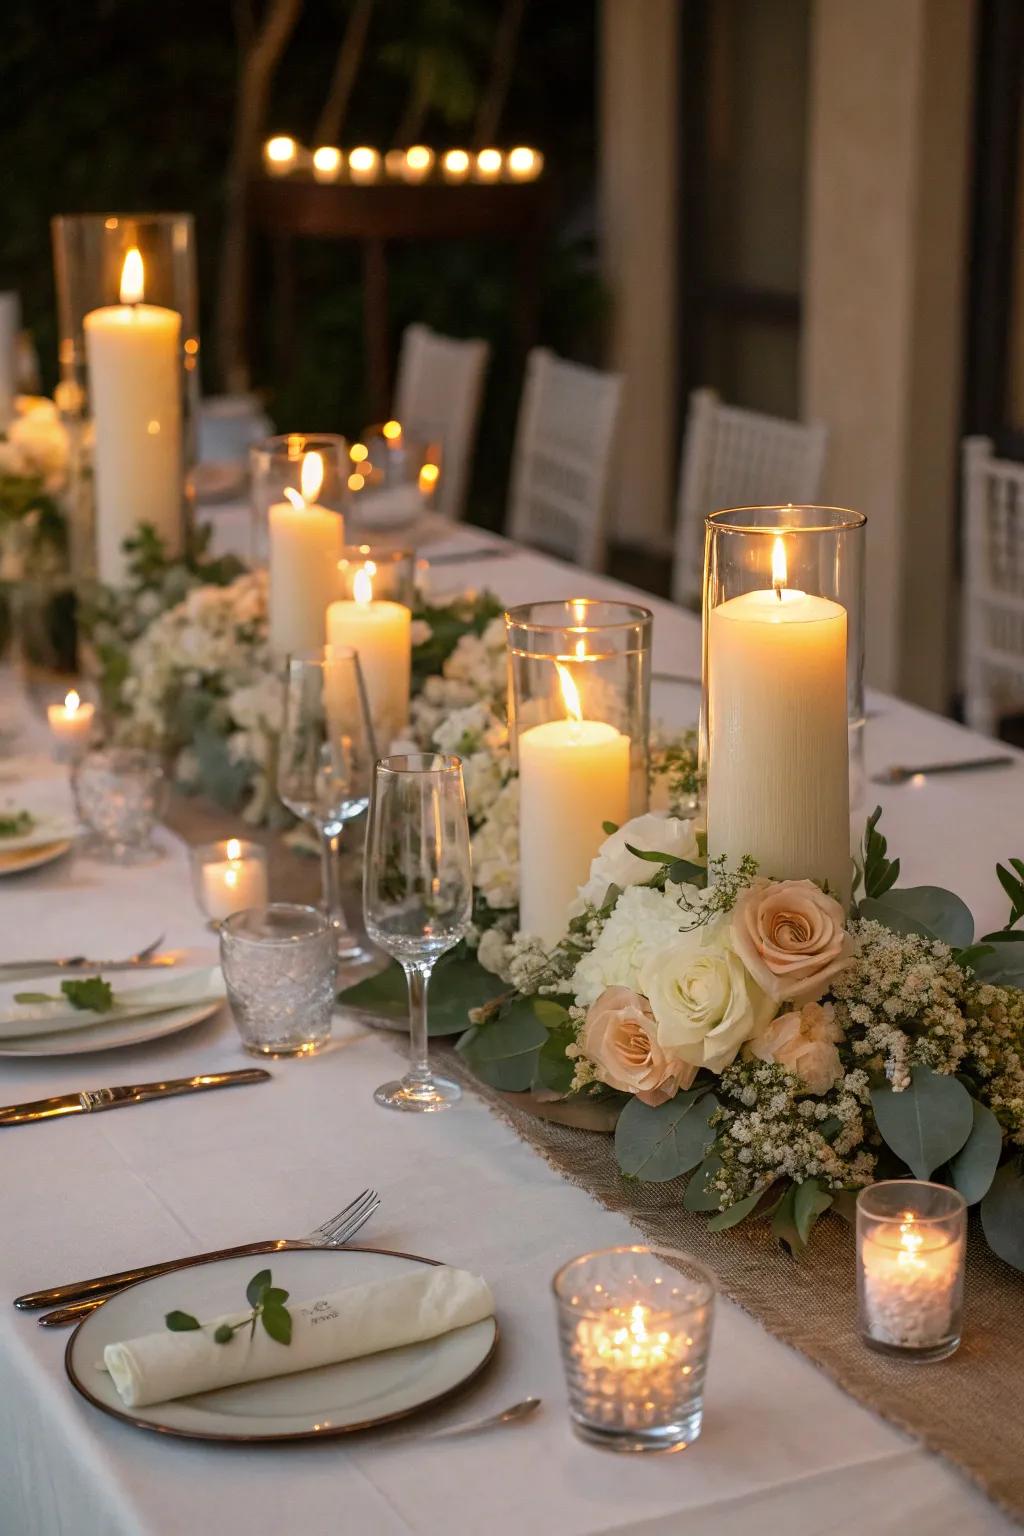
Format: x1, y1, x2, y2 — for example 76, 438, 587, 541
746, 1001, 845, 1095
574, 813, 699, 911
580, 986, 697, 1105
640, 923, 774, 1074
731, 878, 853, 1005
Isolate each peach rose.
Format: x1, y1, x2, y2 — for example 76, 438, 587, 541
731, 878, 853, 1004
746, 1001, 845, 1095
580, 986, 697, 1106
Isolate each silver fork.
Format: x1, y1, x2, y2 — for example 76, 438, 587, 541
19, 1189, 381, 1326
0, 934, 169, 976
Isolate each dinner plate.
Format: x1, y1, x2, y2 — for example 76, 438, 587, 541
66, 1246, 499, 1441
0, 839, 73, 877
0, 999, 223, 1056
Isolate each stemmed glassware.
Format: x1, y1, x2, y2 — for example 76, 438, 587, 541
278, 647, 376, 962
364, 754, 473, 1112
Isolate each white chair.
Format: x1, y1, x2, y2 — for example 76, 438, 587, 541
393, 323, 490, 521
961, 435, 1024, 736
672, 388, 828, 607
506, 348, 623, 571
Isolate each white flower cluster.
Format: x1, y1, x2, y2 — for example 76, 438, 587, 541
0, 396, 69, 493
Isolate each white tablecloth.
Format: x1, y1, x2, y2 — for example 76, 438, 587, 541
1, 517, 1020, 1536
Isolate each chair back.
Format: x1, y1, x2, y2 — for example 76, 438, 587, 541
507, 347, 623, 570
673, 387, 828, 606
393, 323, 490, 520
961, 435, 1024, 735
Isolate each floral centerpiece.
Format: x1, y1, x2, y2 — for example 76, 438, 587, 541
441, 806, 1024, 1274
0, 395, 70, 579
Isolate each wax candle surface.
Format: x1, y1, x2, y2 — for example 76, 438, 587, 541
84, 253, 182, 586
861, 1219, 962, 1350
201, 849, 268, 923
518, 716, 630, 946
268, 452, 344, 658
46, 690, 94, 762
326, 578, 411, 752
706, 583, 850, 904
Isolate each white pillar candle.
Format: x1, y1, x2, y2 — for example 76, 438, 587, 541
200, 839, 269, 923
268, 450, 344, 658
0, 291, 19, 430
706, 538, 850, 904
326, 565, 411, 751
518, 664, 631, 947
83, 249, 182, 586
46, 689, 94, 762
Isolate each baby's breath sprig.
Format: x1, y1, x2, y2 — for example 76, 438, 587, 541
677, 854, 758, 929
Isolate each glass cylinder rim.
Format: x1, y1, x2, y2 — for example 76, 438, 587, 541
338, 544, 414, 563
376, 752, 463, 777
551, 1244, 716, 1316
221, 903, 328, 943
80, 746, 163, 769
190, 838, 265, 861
856, 1179, 967, 1222
705, 505, 867, 535
52, 211, 195, 229
504, 598, 653, 635
288, 645, 360, 668
252, 431, 348, 457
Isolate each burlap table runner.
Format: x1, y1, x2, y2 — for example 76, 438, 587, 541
167, 797, 1024, 1523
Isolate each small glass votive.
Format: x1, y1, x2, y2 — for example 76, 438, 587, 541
553, 1246, 715, 1454
46, 688, 96, 763
335, 545, 416, 605
189, 838, 269, 928
72, 747, 166, 864
220, 904, 336, 1057
856, 1181, 967, 1362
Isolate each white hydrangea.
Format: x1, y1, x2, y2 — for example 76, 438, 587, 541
471, 778, 519, 909
571, 882, 701, 1007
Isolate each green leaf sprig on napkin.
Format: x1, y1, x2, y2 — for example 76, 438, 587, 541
166, 1269, 293, 1346
14, 977, 115, 1012
0, 810, 35, 838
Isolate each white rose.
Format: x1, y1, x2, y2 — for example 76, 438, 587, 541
640, 921, 774, 1074
575, 813, 699, 911
477, 927, 511, 976
571, 883, 701, 1007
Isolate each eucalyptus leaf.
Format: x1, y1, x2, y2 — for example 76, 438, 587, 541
665, 857, 708, 889
859, 886, 974, 949
261, 1304, 293, 1345
683, 1153, 726, 1211
624, 843, 680, 865
770, 1184, 803, 1254
338, 943, 507, 1035
870, 1066, 974, 1180
246, 1269, 272, 1307
533, 1018, 576, 1095
457, 996, 548, 1091
981, 1160, 1024, 1272
706, 1187, 764, 1232
949, 1098, 1003, 1205
793, 1178, 833, 1244
615, 1091, 718, 1183
971, 936, 1024, 988
164, 1310, 201, 1332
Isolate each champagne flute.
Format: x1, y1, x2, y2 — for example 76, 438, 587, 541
278, 647, 376, 962
364, 754, 473, 1112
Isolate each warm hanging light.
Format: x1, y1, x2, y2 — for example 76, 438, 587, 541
381, 419, 402, 442
312, 146, 342, 182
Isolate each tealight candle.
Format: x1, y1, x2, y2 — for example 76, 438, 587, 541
47, 689, 95, 762
348, 146, 380, 184
312, 146, 342, 183
191, 838, 269, 927
506, 145, 543, 181
326, 563, 411, 751
518, 662, 630, 947
553, 1246, 716, 1453
441, 149, 471, 183
264, 136, 299, 177
857, 1182, 967, 1360
401, 145, 435, 183
473, 148, 503, 183
268, 449, 345, 658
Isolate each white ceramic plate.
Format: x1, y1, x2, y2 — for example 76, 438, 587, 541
0, 999, 223, 1056
66, 1247, 498, 1441
0, 813, 79, 853
0, 838, 73, 877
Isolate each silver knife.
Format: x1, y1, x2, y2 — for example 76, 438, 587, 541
0, 1069, 271, 1126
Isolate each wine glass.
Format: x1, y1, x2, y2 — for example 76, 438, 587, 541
364, 754, 473, 1112
278, 647, 376, 962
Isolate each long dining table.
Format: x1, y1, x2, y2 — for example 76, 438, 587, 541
2, 513, 1022, 1536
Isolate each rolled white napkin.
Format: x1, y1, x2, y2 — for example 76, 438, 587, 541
103, 1265, 494, 1408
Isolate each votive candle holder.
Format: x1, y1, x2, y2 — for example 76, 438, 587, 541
220, 904, 336, 1057
553, 1245, 715, 1453
856, 1181, 967, 1361
189, 838, 269, 927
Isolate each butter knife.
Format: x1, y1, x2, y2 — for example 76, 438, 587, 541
0, 1069, 270, 1126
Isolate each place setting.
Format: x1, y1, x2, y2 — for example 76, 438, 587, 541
8, 14, 1024, 1533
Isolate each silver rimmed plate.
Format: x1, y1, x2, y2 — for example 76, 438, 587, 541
66, 1246, 498, 1441
0, 999, 223, 1056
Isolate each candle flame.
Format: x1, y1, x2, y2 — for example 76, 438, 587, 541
225, 866, 238, 890
555, 661, 582, 724
226, 838, 241, 861
64, 689, 80, 714
120, 247, 144, 305
353, 564, 375, 605
301, 450, 324, 504
283, 487, 303, 511
771, 536, 787, 599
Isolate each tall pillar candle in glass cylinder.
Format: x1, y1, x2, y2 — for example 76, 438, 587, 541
52, 214, 198, 585
702, 507, 865, 906
326, 548, 413, 751
506, 600, 651, 947
251, 433, 347, 658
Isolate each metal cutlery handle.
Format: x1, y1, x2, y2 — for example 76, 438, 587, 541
911, 754, 1014, 777
15, 1237, 293, 1310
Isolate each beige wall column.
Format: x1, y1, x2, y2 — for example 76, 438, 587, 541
599, 0, 679, 552
801, 0, 975, 707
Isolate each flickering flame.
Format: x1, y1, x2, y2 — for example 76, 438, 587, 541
300, 450, 324, 504
555, 661, 582, 724
120, 248, 144, 305
353, 565, 375, 606
226, 838, 241, 862
225, 866, 239, 890
382, 420, 402, 442
64, 689, 80, 714
575, 637, 586, 660
283, 487, 303, 511
771, 536, 787, 599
